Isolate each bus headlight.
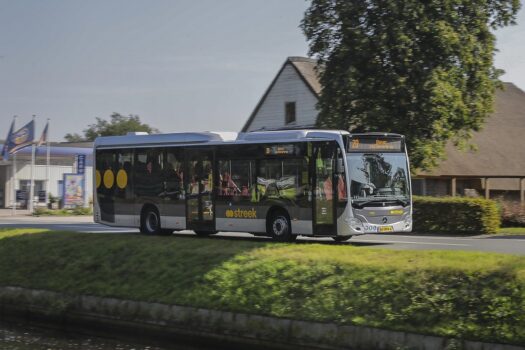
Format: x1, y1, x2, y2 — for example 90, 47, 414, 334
346, 218, 363, 232
404, 215, 412, 227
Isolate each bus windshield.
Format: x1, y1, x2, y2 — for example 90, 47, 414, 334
347, 153, 410, 205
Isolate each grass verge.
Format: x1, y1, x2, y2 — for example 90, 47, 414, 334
498, 227, 525, 235
0, 228, 524, 345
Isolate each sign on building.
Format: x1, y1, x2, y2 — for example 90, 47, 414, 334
76, 154, 86, 175
62, 173, 84, 208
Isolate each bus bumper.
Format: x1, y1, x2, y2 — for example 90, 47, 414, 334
338, 216, 412, 236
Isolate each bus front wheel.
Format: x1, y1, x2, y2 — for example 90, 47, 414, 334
140, 206, 161, 235
268, 211, 296, 242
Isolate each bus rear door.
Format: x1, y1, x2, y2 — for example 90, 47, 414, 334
185, 148, 215, 232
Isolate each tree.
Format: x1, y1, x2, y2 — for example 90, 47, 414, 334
301, 0, 520, 170
64, 113, 160, 142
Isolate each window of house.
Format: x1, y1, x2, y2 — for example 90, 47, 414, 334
19, 180, 44, 195
285, 102, 296, 124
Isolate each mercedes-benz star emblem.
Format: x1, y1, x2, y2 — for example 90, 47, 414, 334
382, 217, 388, 224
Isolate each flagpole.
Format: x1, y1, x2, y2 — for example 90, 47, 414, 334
10, 116, 17, 216
45, 119, 50, 207
29, 115, 36, 214
12, 153, 17, 215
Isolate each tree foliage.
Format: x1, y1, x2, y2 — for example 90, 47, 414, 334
301, 0, 520, 170
64, 113, 159, 142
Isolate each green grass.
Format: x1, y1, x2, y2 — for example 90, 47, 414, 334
498, 227, 525, 235
0, 228, 524, 345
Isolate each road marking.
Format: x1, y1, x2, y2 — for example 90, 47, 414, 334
375, 235, 479, 241
351, 239, 469, 247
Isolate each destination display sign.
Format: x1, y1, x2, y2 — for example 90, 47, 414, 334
264, 144, 296, 156
348, 138, 403, 152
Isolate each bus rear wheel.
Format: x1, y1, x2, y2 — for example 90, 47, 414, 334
140, 207, 161, 235
332, 236, 352, 242
268, 211, 296, 242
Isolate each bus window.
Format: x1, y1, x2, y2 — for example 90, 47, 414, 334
165, 149, 184, 199
115, 151, 132, 198
258, 159, 306, 201
135, 149, 163, 197
218, 160, 254, 198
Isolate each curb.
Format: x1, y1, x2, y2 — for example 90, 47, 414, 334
0, 286, 523, 350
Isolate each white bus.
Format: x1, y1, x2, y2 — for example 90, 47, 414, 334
94, 130, 412, 242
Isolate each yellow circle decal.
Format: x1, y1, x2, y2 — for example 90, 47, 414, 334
95, 170, 101, 189
116, 169, 128, 189
225, 209, 234, 218
103, 169, 114, 189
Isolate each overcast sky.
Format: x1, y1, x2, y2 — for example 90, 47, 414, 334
1, 0, 524, 140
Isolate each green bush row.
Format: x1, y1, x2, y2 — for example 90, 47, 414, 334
413, 196, 501, 234
33, 206, 92, 216
0, 229, 523, 345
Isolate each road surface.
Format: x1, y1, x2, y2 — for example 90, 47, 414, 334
0, 215, 524, 255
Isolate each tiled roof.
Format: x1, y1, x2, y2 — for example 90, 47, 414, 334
420, 82, 525, 177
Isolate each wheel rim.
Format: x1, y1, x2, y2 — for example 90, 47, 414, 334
145, 211, 159, 233
272, 216, 288, 236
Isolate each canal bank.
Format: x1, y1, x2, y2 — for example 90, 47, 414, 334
1, 286, 523, 350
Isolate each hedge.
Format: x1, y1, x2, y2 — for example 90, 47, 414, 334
413, 196, 501, 234
0, 228, 524, 345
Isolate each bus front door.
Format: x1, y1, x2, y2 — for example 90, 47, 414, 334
185, 149, 215, 232
313, 142, 337, 235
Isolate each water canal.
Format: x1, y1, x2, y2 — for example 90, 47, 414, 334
0, 321, 219, 350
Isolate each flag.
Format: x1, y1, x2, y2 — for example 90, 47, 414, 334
35, 121, 49, 156
37, 121, 49, 147
1, 119, 15, 161
8, 120, 35, 155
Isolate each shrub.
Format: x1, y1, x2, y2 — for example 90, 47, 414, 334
70, 206, 92, 216
33, 207, 52, 216
499, 201, 525, 227
413, 196, 500, 234
32, 206, 92, 216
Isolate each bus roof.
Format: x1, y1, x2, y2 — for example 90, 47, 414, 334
94, 129, 351, 149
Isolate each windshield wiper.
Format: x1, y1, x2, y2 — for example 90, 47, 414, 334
352, 197, 409, 208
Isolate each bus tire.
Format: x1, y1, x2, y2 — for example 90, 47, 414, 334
194, 230, 218, 236
332, 236, 352, 242
140, 206, 161, 235
268, 210, 296, 242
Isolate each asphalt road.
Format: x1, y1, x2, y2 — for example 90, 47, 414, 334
1, 215, 524, 255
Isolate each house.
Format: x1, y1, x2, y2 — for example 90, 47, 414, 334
242, 57, 525, 203
0, 141, 93, 208
242, 57, 320, 132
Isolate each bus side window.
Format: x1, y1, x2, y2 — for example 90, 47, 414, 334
165, 150, 184, 199
134, 149, 163, 197
218, 160, 253, 199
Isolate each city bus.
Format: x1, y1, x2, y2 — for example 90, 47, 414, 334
93, 130, 412, 241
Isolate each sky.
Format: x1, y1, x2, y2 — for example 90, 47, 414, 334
1, 0, 524, 141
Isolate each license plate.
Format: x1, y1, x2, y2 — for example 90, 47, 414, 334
379, 226, 394, 233
363, 224, 377, 233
